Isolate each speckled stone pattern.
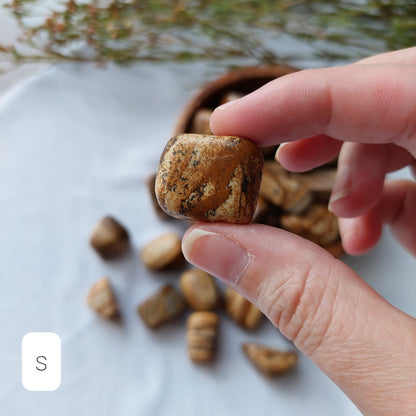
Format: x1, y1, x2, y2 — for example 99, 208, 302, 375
156, 134, 264, 224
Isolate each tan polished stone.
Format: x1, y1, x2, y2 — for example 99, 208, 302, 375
156, 134, 263, 224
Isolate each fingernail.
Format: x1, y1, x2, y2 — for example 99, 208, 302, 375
328, 165, 351, 210
182, 228, 249, 286
275, 142, 291, 162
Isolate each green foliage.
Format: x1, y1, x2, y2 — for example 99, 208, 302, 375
1, 0, 415, 66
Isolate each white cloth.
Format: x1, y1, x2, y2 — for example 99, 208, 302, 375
0, 62, 414, 416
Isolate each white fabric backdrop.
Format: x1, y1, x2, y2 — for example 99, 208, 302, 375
0, 62, 414, 416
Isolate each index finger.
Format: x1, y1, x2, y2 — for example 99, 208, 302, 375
357, 46, 416, 65
210, 63, 416, 157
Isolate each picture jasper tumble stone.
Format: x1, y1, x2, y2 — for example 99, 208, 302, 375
156, 134, 264, 224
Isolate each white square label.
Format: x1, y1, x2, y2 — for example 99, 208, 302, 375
22, 332, 61, 391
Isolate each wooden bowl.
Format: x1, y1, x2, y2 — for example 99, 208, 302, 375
173, 65, 297, 135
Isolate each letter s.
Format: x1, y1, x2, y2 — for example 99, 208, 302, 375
36, 356, 47, 371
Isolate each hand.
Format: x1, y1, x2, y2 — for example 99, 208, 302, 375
182, 47, 416, 416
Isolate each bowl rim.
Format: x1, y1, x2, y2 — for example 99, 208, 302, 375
173, 64, 298, 135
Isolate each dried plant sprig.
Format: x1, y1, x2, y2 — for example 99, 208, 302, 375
1, 0, 415, 68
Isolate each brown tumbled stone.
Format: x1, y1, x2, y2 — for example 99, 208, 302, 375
298, 168, 337, 203
242, 343, 298, 377
260, 161, 312, 214
280, 204, 339, 246
141, 232, 183, 271
89, 216, 130, 260
138, 284, 186, 329
86, 277, 119, 320
156, 134, 263, 224
219, 91, 244, 105
224, 287, 263, 330
187, 311, 219, 363
189, 108, 213, 135
179, 268, 220, 311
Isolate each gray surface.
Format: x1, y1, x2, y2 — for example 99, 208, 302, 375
0, 62, 414, 416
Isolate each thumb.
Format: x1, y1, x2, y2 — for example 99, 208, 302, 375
182, 224, 416, 416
